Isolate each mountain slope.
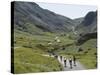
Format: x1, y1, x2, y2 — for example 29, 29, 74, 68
76, 32, 97, 45
74, 17, 84, 26
75, 11, 97, 34
13, 1, 75, 34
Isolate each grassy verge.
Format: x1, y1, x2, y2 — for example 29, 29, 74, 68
14, 47, 63, 74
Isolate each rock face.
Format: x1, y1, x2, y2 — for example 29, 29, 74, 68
13, 1, 75, 34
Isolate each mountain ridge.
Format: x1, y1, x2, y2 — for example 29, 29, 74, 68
75, 11, 97, 34
14, 1, 76, 34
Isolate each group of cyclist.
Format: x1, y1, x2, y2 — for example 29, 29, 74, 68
56, 55, 76, 69
63, 55, 76, 69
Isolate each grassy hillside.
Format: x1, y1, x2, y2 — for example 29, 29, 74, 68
13, 1, 76, 33
13, 30, 74, 72
78, 39, 97, 69
14, 47, 63, 73
13, 31, 65, 73
58, 39, 97, 69
13, 28, 97, 74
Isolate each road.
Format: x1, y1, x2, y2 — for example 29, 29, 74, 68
57, 56, 86, 71
41, 54, 86, 71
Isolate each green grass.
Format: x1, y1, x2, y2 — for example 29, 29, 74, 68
79, 54, 97, 69
13, 30, 97, 73
78, 39, 97, 69
13, 31, 65, 73
58, 39, 97, 69
14, 47, 63, 74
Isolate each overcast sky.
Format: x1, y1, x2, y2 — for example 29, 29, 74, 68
36, 2, 97, 19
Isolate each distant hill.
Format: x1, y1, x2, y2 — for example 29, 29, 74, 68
74, 17, 84, 26
75, 11, 97, 45
12, 1, 97, 45
75, 11, 97, 34
13, 1, 75, 34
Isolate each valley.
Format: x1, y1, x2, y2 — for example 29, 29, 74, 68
11, 1, 97, 73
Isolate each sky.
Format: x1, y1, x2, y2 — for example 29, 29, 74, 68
36, 2, 97, 19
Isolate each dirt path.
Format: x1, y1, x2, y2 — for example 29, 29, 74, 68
14, 47, 21, 49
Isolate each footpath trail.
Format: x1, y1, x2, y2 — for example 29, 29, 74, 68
14, 47, 21, 49
57, 56, 86, 71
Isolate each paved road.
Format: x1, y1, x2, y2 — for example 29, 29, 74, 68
57, 56, 86, 71
41, 54, 86, 71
